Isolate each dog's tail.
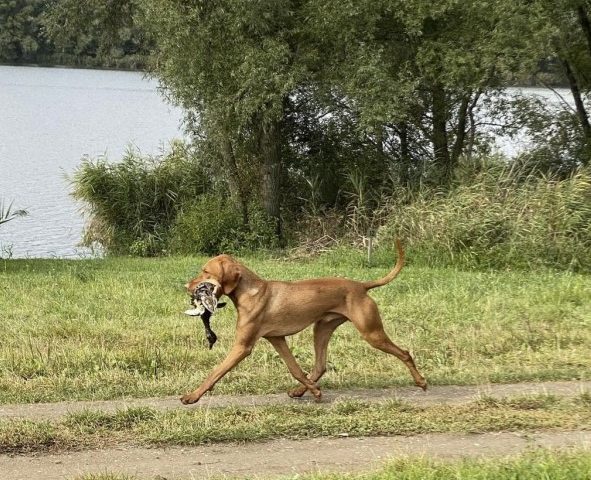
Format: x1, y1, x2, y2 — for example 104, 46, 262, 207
363, 239, 404, 290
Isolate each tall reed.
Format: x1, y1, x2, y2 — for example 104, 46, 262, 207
71, 142, 209, 256
0, 199, 27, 227
378, 164, 591, 271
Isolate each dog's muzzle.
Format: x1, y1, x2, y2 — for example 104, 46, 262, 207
185, 281, 220, 316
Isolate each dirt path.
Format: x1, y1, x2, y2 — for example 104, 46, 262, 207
1, 380, 589, 421
2, 431, 590, 480
2, 380, 590, 480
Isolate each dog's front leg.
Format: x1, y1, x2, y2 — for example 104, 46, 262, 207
181, 327, 258, 404
180, 344, 251, 404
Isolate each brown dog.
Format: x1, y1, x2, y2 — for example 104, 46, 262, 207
181, 240, 426, 404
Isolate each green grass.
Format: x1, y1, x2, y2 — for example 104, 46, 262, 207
0, 394, 589, 454
303, 450, 591, 480
0, 255, 589, 403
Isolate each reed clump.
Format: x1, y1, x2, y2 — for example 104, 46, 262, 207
71, 142, 209, 256
379, 164, 591, 271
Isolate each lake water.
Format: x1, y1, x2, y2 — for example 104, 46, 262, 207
0, 66, 184, 258
0, 67, 575, 258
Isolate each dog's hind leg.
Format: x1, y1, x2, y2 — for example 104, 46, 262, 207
266, 336, 323, 400
288, 317, 346, 398
350, 299, 427, 391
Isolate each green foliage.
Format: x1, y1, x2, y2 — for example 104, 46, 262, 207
0, 0, 48, 63
512, 103, 591, 175
34, 0, 591, 239
379, 162, 591, 271
71, 142, 209, 256
168, 196, 278, 255
168, 195, 237, 255
0, 0, 150, 68
13, 0, 591, 260
44, 0, 152, 69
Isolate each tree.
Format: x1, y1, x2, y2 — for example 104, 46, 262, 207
544, 0, 591, 163
0, 0, 49, 63
304, 0, 537, 187
495, 0, 591, 168
43, 0, 591, 251
141, 0, 316, 240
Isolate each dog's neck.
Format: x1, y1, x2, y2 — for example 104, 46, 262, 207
228, 265, 266, 305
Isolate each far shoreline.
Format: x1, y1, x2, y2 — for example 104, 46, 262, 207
0, 62, 145, 74
0, 62, 570, 88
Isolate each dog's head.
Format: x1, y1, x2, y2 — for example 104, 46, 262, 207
185, 255, 241, 316
184, 256, 241, 349
185, 254, 242, 298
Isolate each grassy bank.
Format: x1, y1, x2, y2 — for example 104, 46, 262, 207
1, 394, 589, 454
0, 255, 589, 403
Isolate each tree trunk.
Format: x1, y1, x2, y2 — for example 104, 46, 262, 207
562, 58, 591, 147
398, 122, 412, 188
431, 83, 452, 185
220, 135, 249, 227
451, 93, 471, 166
576, 6, 591, 58
259, 118, 283, 241
465, 89, 482, 162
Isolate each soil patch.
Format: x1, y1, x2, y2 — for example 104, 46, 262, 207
2, 431, 590, 480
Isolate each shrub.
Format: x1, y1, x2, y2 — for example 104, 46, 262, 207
378, 163, 591, 272
71, 142, 209, 256
169, 197, 278, 255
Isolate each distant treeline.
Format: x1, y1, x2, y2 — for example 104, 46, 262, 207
0, 0, 567, 84
0, 0, 151, 69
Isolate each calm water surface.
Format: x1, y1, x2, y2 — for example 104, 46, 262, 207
0, 66, 183, 258
0, 67, 575, 258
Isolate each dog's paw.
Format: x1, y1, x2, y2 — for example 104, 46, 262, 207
416, 379, 428, 391
180, 393, 200, 405
311, 388, 323, 402
287, 385, 307, 398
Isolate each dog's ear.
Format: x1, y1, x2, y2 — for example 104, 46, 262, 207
220, 259, 241, 295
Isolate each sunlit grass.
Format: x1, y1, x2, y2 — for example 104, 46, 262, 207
0, 255, 589, 403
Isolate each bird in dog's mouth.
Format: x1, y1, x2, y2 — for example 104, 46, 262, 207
184, 281, 226, 349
